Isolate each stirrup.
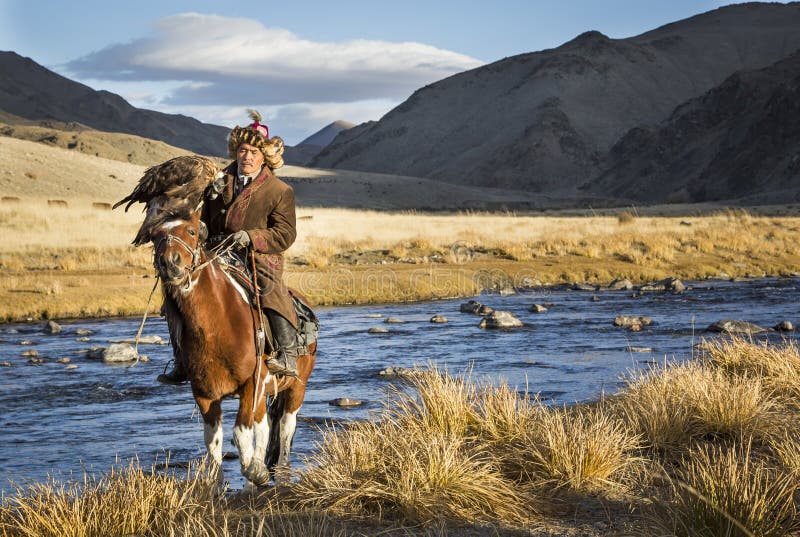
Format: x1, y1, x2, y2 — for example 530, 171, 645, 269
266, 349, 299, 378
157, 360, 188, 385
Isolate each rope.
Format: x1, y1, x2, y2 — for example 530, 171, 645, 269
250, 249, 267, 419
128, 274, 161, 369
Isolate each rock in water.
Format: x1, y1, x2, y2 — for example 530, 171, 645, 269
479, 311, 523, 329
379, 366, 423, 379
706, 320, 767, 334
460, 300, 492, 314
430, 315, 448, 323
614, 316, 653, 327
384, 317, 405, 324
529, 304, 548, 313
329, 398, 363, 407
774, 320, 794, 332
101, 343, 139, 363
608, 279, 634, 290
44, 320, 62, 334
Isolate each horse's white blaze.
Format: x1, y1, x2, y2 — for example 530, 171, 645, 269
232, 425, 254, 468
223, 271, 250, 304
278, 409, 299, 467
204, 420, 223, 465
158, 220, 186, 231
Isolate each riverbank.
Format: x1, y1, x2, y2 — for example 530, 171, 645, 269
1, 204, 798, 321
2, 337, 798, 535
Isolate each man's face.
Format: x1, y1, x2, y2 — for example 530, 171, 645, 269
237, 143, 264, 176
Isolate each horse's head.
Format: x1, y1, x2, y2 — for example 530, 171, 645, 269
151, 211, 208, 287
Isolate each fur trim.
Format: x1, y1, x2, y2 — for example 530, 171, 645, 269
228, 112, 284, 169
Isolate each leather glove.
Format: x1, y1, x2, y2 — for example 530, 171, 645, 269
231, 230, 251, 248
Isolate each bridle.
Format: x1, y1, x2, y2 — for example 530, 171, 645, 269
155, 226, 237, 290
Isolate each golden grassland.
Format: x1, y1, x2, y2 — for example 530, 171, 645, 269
0, 200, 799, 321
2, 337, 800, 536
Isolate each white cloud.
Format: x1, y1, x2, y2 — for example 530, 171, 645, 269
65, 13, 483, 106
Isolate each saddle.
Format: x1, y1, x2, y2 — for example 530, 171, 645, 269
216, 249, 320, 355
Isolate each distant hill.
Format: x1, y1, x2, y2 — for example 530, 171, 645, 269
312, 2, 800, 199
284, 121, 354, 166
0, 51, 229, 156
583, 51, 800, 204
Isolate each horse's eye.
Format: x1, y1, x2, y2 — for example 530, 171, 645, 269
188, 229, 196, 236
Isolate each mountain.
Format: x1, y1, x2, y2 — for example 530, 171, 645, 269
583, 51, 800, 204
0, 51, 229, 156
312, 3, 800, 196
284, 121, 355, 166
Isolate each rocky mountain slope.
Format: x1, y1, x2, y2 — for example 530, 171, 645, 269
584, 51, 800, 204
312, 2, 800, 198
285, 121, 355, 166
0, 51, 229, 156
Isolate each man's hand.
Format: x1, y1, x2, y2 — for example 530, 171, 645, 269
231, 230, 251, 248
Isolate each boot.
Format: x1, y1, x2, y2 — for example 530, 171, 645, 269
265, 310, 299, 377
157, 360, 188, 385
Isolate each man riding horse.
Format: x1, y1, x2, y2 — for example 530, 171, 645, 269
158, 110, 302, 383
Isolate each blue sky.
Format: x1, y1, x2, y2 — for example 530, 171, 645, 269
1, 0, 744, 144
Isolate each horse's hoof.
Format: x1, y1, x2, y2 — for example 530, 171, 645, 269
243, 463, 270, 487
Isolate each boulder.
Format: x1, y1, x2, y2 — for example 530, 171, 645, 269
44, 320, 62, 334
774, 320, 794, 332
329, 398, 363, 407
608, 279, 634, 290
614, 316, 653, 327
384, 317, 405, 324
0, 361, 11, 367
571, 283, 597, 292
76, 337, 91, 342
65, 364, 78, 370
430, 315, 448, 323
706, 320, 767, 335
460, 300, 492, 315
55, 357, 71, 364
110, 335, 166, 345
639, 278, 686, 293
529, 304, 548, 313
20, 349, 38, 358
75, 329, 93, 336
368, 327, 390, 334
379, 366, 423, 379
89, 343, 139, 363
479, 311, 523, 329
626, 346, 654, 353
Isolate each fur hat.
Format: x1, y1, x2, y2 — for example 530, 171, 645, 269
227, 110, 284, 169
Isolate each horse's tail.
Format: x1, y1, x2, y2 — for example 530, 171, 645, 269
266, 390, 286, 470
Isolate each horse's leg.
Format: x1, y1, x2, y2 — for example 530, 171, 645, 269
195, 397, 224, 489
267, 387, 303, 485
233, 376, 270, 486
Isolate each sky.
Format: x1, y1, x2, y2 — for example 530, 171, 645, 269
0, 0, 747, 145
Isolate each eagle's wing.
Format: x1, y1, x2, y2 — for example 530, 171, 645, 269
113, 155, 219, 212
115, 155, 221, 245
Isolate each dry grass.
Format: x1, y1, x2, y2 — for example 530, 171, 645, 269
1, 201, 799, 320
3, 339, 800, 535
648, 441, 799, 537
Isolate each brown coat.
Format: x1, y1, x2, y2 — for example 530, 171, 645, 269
202, 162, 298, 327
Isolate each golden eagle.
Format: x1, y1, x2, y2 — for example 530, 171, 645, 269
114, 155, 221, 245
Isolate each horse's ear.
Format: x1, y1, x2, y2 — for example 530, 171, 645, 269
199, 221, 209, 241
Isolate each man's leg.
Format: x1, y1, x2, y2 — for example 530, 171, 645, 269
265, 309, 299, 377
157, 359, 187, 385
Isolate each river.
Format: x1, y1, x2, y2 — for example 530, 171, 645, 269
0, 277, 797, 495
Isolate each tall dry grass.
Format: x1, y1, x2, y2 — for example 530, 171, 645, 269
648, 441, 799, 537
3, 338, 800, 534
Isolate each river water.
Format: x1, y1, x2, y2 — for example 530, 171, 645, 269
1, 278, 798, 495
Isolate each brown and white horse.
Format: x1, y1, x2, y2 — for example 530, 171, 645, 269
150, 209, 315, 487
